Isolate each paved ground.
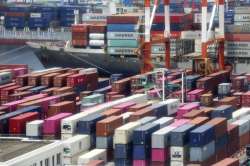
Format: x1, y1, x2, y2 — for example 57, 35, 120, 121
0, 139, 49, 162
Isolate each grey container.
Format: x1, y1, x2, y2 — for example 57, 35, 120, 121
137, 116, 157, 125
96, 136, 113, 149
190, 141, 215, 162
152, 126, 176, 148
170, 124, 195, 146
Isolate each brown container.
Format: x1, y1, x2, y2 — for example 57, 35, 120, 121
215, 147, 227, 162
1, 85, 21, 102
85, 72, 98, 91
72, 24, 89, 33
28, 73, 46, 86
112, 78, 131, 95
227, 124, 239, 142
205, 118, 227, 139
200, 93, 213, 106
212, 158, 239, 166
57, 92, 77, 102
106, 92, 119, 101
96, 116, 123, 136
80, 91, 93, 100
14, 86, 33, 93
202, 107, 214, 117
227, 140, 239, 157
128, 103, 152, 112
89, 24, 106, 33
189, 117, 209, 126
85, 160, 105, 166
233, 92, 243, 108
218, 97, 238, 109
239, 132, 249, 149
182, 110, 205, 119
48, 101, 76, 117
241, 91, 250, 107
16, 74, 29, 86
53, 73, 74, 87
41, 73, 60, 87
110, 95, 125, 101
9, 91, 32, 101
101, 108, 122, 117
41, 87, 59, 96
53, 87, 73, 95
151, 161, 165, 166
107, 15, 139, 24
129, 108, 154, 121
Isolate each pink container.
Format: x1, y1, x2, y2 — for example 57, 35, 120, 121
113, 102, 136, 112
170, 119, 190, 127
13, 68, 28, 77
152, 148, 169, 162
3, 93, 48, 111
187, 89, 205, 102
43, 113, 72, 135
176, 102, 200, 119
133, 160, 149, 166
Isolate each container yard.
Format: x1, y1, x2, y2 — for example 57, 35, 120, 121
2, 0, 250, 166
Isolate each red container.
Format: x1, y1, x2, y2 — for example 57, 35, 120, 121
72, 40, 88, 47
113, 102, 136, 112
227, 124, 239, 156
232, 76, 247, 92
9, 91, 32, 101
72, 24, 89, 33
9, 112, 39, 134
112, 78, 131, 95
13, 68, 28, 78
5, 12, 26, 17
0, 83, 16, 96
239, 132, 249, 149
96, 116, 123, 136
187, 89, 205, 102
215, 147, 228, 162
241, 91, 250, 107
226, 33, 250, 41
67, 73, 85, 87
43, 113, 72, 136
89, 24, 106, 33
1, 85, 21, 103
151, 148, 169, 162
233, 92, 243, 107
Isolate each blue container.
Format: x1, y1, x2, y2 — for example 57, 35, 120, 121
215, 134, 228, 151
7, 6, 29, 12
186, 75, 202, 89
137, 116, 157, 125
133, 144, 150, 160
170, 124, 195, 146
0, 106, 41, 133
77, 113, 105, 134
150, 103, 167, 118
98, 78, 110, 89
96, 136, 113, 149
107, 24, 138, 32
151, 23, 184, 31
133, 123, 160, 145
29, 86, 48, 94
190, 124, 215, 147
115, 143, 133, 159
115, 159, 131, 166
110, 74, 123, 83
211, 105, 234, 119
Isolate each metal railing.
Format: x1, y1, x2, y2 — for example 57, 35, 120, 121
0, 26, 72, 41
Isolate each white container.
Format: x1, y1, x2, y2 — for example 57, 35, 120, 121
189, 141, 215, 162
234, 14, 250, 22
232, 107, 250, 120
61, 133, 73, 140
170, 146, 188, 162
79, 68, 98, 75
232, 119, 250, 136
107, 47, 138, 55
170, 161, 185, 166
114, 122, 140, 144
181, 31, 201, 40
160, 99, 180, 116
89, 40, 105, 47
89, 33, 105, 40
61, 94, 147, 135
78, 149, 107, 165
63, 135, 90, 157
30, 13, 41, 18
152, 126, 176, 149
82, 13, 108, 22
120, 112, 133, 124
26, 120, 44, 137
153, 117, 174, 128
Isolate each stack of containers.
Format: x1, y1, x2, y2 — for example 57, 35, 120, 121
226, 6, 250, 57
0, 72, 12, 85
113, 122, 141, 165
4, 6, 29, 29
107, 14, 140, 57
96, 116, 123, 161
59, 6, 86, 27
28, 6, 57, 30
26, 120, 44, 138
132, 123, 160, 165
76, 114, 105, 147
89, 24, 106, 48
71, 24, 89, 48
170, 123, 195, 166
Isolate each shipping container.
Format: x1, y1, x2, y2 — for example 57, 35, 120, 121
78, 149, 107, 165
26, 120, 44, 138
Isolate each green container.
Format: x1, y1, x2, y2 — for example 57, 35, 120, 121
81, 93, 104, 104
107, 40, 138, 48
